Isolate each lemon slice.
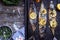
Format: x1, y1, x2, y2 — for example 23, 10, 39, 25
39, 18, 46, 26
49, 10, 57, 17
29, 12, 37, 19
41, 9, 47, 15
57, 4, 60, 10
50, 19, 57, 28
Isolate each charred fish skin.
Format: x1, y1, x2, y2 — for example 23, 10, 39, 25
39, 2, 47, 38
49, 1, 57, 40
29, 2, 37, 32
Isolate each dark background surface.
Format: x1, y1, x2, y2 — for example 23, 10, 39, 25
28, 0, 60, 40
